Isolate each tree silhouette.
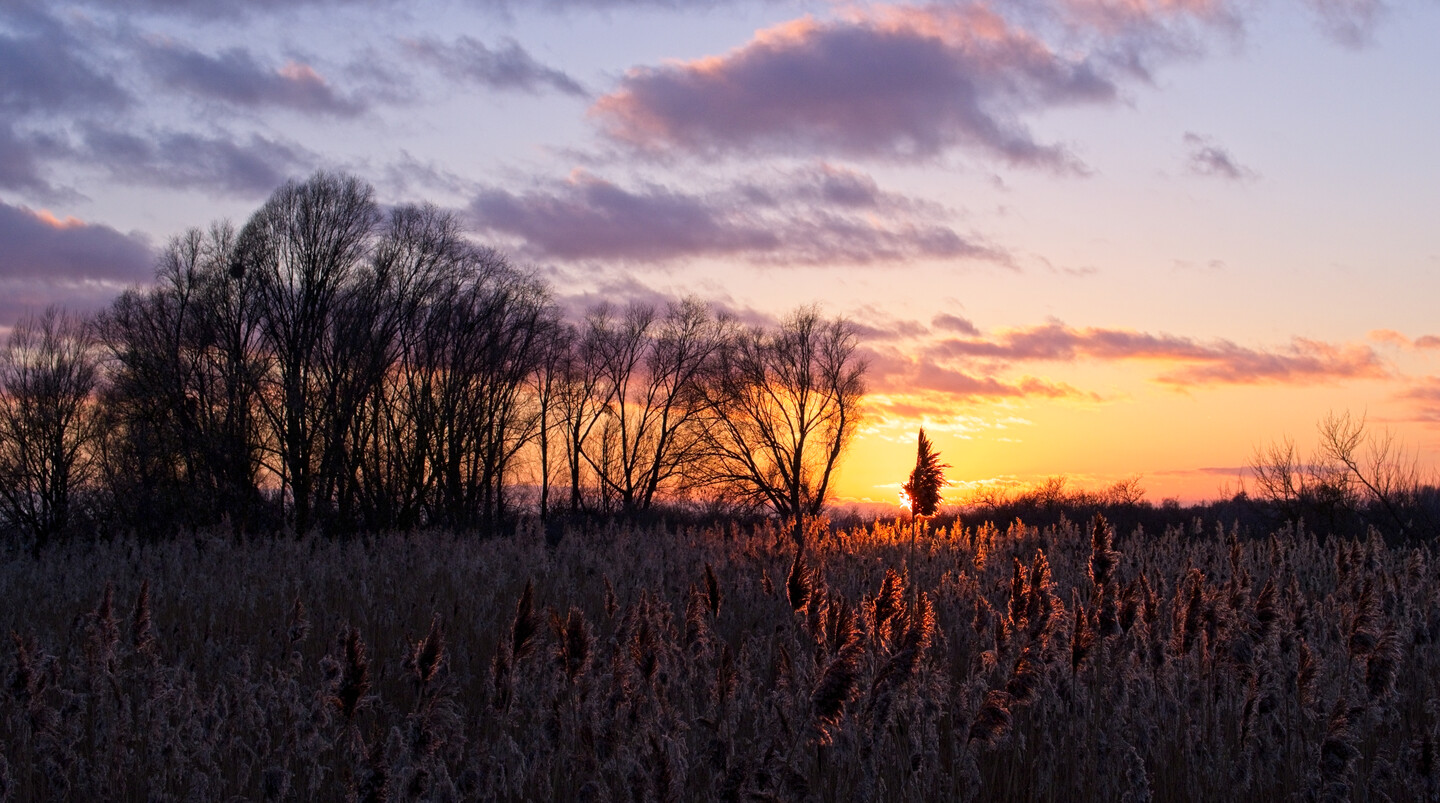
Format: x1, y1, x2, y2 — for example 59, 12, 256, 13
698, 307, 866, 547
0, 307, 101, 551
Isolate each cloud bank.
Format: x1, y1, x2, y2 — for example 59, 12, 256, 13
470, 165, 1003, 265
0, 201, 153, 284
592, 6, 1116, 168
928, 321, 1388, 386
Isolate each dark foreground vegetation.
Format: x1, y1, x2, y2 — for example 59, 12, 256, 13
4, 515, 1439, 801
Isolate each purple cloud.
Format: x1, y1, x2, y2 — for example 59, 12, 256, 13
849, 313, 931, 343
62, 0, 781, 19
1396, 378, 1440, 426
0, 124, 56, 193
932, 313, 980, 335
1305, 0, 1386, 47
0, 18, 130, 117
143, 42, 365, 115
592, 6, 1115, 167
929, 321, 1387, 387
81, 126, 313, 196
403, 36, 586, 96
1183, 132, 1256, 181
0, 201, 153, 285
471, 165, 1003, 265
865, 345, 1092, 400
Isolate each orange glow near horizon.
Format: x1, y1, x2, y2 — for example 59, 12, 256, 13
830, 357, 1440, 508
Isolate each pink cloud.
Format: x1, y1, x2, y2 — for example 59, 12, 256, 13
591, 6, 1115, 167
1154, 339, 1385, 386
1366, 330, 1440, 351
928, 321, 1388, 387
1368, 328, 1411, 347
865, 345, 1094, 401
1395, 378, 1440, 425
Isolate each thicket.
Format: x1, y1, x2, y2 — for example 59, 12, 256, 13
3, 515, 1438, 801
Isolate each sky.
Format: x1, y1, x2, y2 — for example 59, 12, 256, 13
3, 0, 1439, 506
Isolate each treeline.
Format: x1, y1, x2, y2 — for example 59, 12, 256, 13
0, 172, 865, 549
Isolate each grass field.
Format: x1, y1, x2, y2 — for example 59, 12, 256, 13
3, 516, 1438, 801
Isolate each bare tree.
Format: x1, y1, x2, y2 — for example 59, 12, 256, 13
233, 172, 380, 534
528, 323, 574, 525
345, 204, 470, 530
698, 306, 866, 546
1316, 410, 1424, 537
98, 222, 267, 532
556, 311, 617, 515
582, 299, 730, 515
0, 307, 102, 550
413, 251, 557, 533
1249, 410, 1423, 537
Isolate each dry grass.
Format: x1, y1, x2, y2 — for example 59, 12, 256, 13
3, 516, 1439, 801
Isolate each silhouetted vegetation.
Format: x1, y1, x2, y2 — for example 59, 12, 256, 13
0, 172, 866, 547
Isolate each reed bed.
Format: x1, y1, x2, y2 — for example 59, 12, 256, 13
3, 516, 1439, 801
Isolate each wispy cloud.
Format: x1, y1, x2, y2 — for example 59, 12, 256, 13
1395, 377, 1440, 424
403, 36, 587, 96
932, 312, 980, 335
928, 320, 1387, 386
865, 345, 1096, 401
1304, 0, 1386, 47
1062, 0, 1236, 32
470, 165, 1003, 265
1366, 330, 1440, 351
141, 41, 366, 115
1183, 132, 1256, 181
80, 126, 314, 196
592, 5, 1115, 168
0, 124, 62, 195
1155, 339, 1383, 386
63, 0, 783, 19
0, 16, 130, 117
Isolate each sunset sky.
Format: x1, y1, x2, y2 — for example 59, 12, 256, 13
4, 0, 1439, 505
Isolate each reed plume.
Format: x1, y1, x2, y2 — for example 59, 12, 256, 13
787, 548, 811, 613
131, 579, 154, 656
407, 614, 445, 689
1118, 578, 1141, 634
968, 690, 1013, 747
811, 619, 862, 739
554, 606, 591, 684
511, 580, 539, 661
1089, 514, 1118, 590
1366, 625, 1401, 700
1071, 590, 1094, 676
704, 562, 722, 619
1316, 699, 1360, 801
866, 592, 934, 723
1254, 576, 1278, 639
1009, 557, 1027, 632
1006, 647, 1041, 704
327, 626, 371, 721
